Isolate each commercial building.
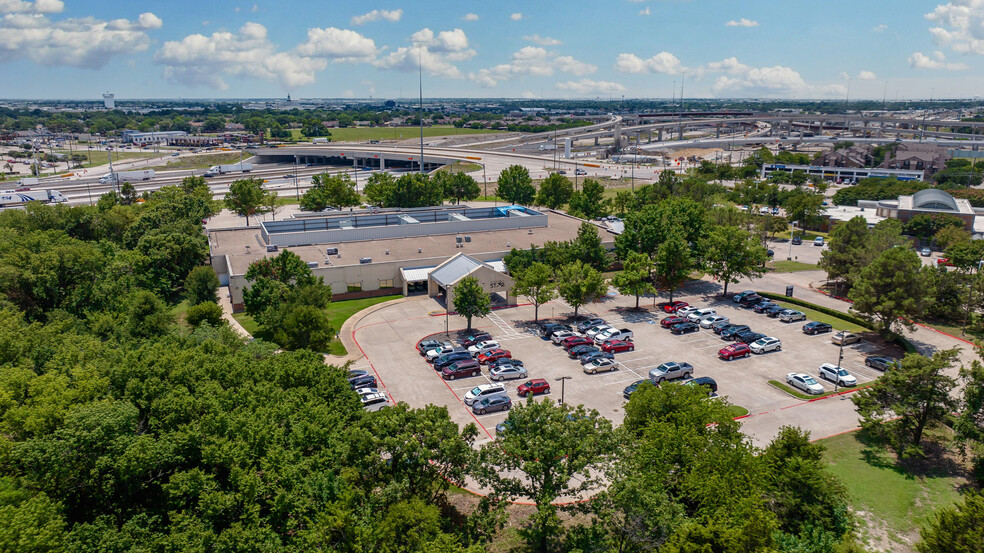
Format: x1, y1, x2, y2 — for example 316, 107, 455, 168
120, 130, 189, 144
209, 205, 613, 312
761, 163, 924, 182
862, 188, 977, 230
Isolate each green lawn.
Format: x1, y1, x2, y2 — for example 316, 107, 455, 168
725, 405, 749, 418
821, 431, 965, 544
435, 161, 483, 173
768, 260, 819, 272
917, 318, 984, 341
232, 294, 402, 356
171, 299, 192, 329
289, 126, 502, 142
770, 300, 868, 333
768, 379, 863, 400
51, 149, 164, 170
143, 152, 248, 171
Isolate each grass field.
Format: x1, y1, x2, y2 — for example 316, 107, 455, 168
770, 299, 868, 333
768, 379, 863, 400
289, 126, 502, 142
52, 149, 163, 170
725, 405, 749, 418
144, 152, 248, 171
768, 260, 819, 272
232, 294, 401, 356
821, 431, 966, 549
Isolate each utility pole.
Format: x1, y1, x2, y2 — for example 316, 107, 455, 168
678, 72, 685, 141
418, 43, 425, 174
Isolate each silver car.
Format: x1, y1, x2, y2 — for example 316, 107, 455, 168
489, 363, 528, 381
779, 310, 806, 322
786, 373, 824, 395
648, 362, 693, 383
749, 337, 781, 353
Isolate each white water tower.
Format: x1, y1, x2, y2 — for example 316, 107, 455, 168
102, 93, 115, 109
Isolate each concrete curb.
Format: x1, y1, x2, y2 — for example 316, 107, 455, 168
324, 296, 412, 365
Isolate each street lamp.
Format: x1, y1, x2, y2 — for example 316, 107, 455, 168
834, 337, 845, 394
293, 156, 299, 200
788, 220, 797, 261
555, 376, 572, 405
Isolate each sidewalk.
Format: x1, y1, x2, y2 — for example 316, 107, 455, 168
217, 287, 252, 339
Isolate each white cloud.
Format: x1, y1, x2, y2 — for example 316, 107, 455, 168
639, 6, 651, 15
858, 70, 877, 80
521, 91, 537, 98
462, 13, 478, 21
296, 27, 378, 62
872, 23, 887, 32
524, 34, 562, 46
614, 52, 683, 74
469, 46, 597, 87
556, 79, 626, 95
925, 0, 984, 55
510, 12, 522, 20
908, 50, 969, 70
250, 4, 258, 12
351, 8, 402, 25
374, 27, 477, 78
697, 57, 811, 97
838, 71, 850, 80
410, 28, 471, 53
726, 18, 758, 27
0, 8, 161, 68
155, 22, 331, 90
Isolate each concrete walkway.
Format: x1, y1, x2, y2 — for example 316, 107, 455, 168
217, 286, 252, 339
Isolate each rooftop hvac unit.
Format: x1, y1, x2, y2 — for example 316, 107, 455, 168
360, 257, 372, 264
306, 261, 318, 269
528, 229, 534, 235
385, 249, 389, 255
325, 247, 339, 255
455, 236, 463, 243
266, 244, 279, 252
464, 235, 471, 242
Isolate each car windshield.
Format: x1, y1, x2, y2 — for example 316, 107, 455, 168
469, 387, 482, 395
803, 376, 818, 385
837, 369, 850, 376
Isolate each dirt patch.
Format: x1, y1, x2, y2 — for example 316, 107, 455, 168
661, 147, 724, 159
853, 508, 917, 553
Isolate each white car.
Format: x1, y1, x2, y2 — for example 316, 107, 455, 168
818, 363, 858, 387
699, 315, 729, 329
468, 340, 501, 356
360, 392, 388, 406
687, 308, 716, 322
464, 383, 508, 405
583, 357, 618, 374
677, 305, 699, 317
354, 387, 380, 397
779, 310, 806, 322
594, 328, 633, 344
424, 342, 456, 361
551, 330, 580, 344
586, 324, 615, 338
749, 336, 782, 353
786, 373, 824, 395
489, 363, 528, 381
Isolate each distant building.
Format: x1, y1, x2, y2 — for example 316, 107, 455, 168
102, 93, 115, 109
815, 144, 873, 168
865, 189, 976, 230
120, 130, 188, 144
879, 143, 950, 179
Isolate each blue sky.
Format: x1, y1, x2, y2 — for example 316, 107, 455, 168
1, 0, 982, 100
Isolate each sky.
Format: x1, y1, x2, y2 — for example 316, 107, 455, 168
1, 0, 983, 100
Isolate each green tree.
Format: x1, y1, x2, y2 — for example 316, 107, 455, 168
452, 276, 491, 331
917, 491, 984, 553
363, 171, 397, 207
535, 173, 574, 210
0, 478, 66, 552
185, 300, 224, 328
438, 171, 482, 204
569, 222, 607, 270
654, 229, 693, 303
184, 265, 220, 306
903, 213, 965, 238
224, 178, 268, 225
935, 224, 971, 251
819, 216, 876, 288
475, 399, 614, 553
568, 178, 607, 219
272, 303, 334, 351
301, 173, 361, 211
848, 246, 935, 336
511, 262, 556, 322
611, 251, 655, 309
853, 349, 959, 457
126, 290, 174, 339
180, 175, 213, 205
555, 261, 606, 317
701, 226, 768, 297
956, 353, 984, 481
783, 188, 825, 226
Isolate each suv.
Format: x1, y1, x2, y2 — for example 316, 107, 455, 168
818, 363, 857, 387
803, 321, 832, 335
468, 340, 501, 356
687, 308, 716, 322
464, 383, 507, 405
425, 343, 463, 361
735, 330, 767, 344
434, 351, 471, 370
683, 376, 718, 395
538, 323, 569, 337
576, 317, 606, 333
749, 336, 781, 353
460, 331, 492, 347
442, 360, 481, 380
562, 336, 594, 350
472, 393, 512, 415
648, 362, 693, 383
517, 379, 550, 396
736, 293, 764, 306
814, 236, 825, 246
732, 290, 757, 303
417, 338, 445, 355
718, 343, 752, 360
791, 236, 802, 245
720, 325, 751, 340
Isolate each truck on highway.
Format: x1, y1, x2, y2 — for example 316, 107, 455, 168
312, 137, 329, 144
15, 177, 39, 187
204, 163, 253, 177
0, 189, 68, 207
98, 170, 154, 185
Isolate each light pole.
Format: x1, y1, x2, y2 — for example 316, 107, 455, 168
555, 376, 572, 405
835, 338, 845, 393
788, 220, 797, 261
293, 156, 299, 200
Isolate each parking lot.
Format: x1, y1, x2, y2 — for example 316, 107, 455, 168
351, 288, 900, 446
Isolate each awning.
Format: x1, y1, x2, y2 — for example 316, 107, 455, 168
400, 266, 433, 283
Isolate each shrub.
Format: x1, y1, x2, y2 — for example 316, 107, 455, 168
186, 301, 224, 328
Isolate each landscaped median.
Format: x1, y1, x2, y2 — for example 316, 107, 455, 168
768, 379, 866, 401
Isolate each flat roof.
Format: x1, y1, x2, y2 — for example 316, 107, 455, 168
261, 205, 539, 236
213, 211, 609, 276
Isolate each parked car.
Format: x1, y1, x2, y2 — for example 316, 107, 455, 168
425, 343, 460, 361
814, 237, 825, 246
735, 330, 767, 344
517, 378, 550, 396
546, 326, 575, 339
661, 301, 689, 313
580, 351, 615, 364
752, 302, 779, 314
749, 336, 782, 353
648, 362, 693, 383
720, 325, 752, 340
569, 344, 600, 358
562, 336, 594, 350
661, 316, 688, 328
779, 310, 806, 322
791, 235, 803, 245
670, 322, 700, 335
736, 293, 764, 306
803, 321, 833, 335
489, 363, 527, 381
718, 343, 752, 360
354, 387, 379, 397
488, 357, 523, 370
920, 247, 932, 257
538, 323, 570, 337
551, 330, 581, 344
677, 305, 699, 317
713, 322, 739, 335
764, 305, 787, 317
602, 339, 635, 353
623, 379, 652, 400
435, 351, 473, 370
360, 392, 388, 407
818, 363, 858, 387
464, 383, 507, 405
865, 355, 898, 371
348, 369, 369, 380
700, 315, 729, 328
682, 376, 718, 395
472, 394, 512, 415
417, 338, 445, 355
687, 308, 717, 322
583, 357, 618, 374
459, 331, 492, 347
477, 348, 511, 365
937, 257, 953, 267
442, 360, 481, 380
576, 317, 606, 333
732, 290, 758, 303
586, 324, 615, 338
832, 331, 861, 345
349, 374, 378, 388
595, 328, 633, 344
787, 373, 824, 394
468, 340, 501, 356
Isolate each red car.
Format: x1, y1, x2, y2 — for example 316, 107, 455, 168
660, 316, 688, 328
602, 340, 635, 353
937, 258, 953, 266
477, 348, 511, 365
718, 343, 752, 360
517, 378, 550, 397
562, 336, 594, 350
661, 301, 689, 313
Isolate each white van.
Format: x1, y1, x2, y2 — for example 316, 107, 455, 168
687, 308, 717, 322
464, 383, 507, 405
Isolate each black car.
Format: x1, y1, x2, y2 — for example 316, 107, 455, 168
720, 325, 751, 340
791, 236, 803, 245
684, 376, 718, 395
349, 374, 377, 389
737, 294, 764, 306
579, 351, 615, 364
670, 322, 700, 335
764, 305, 787, 318
713, 322, 739, 335
460, 332, 492, 347
576, 318, 606, 333
735, 330, 767, 344
767, 249, 775, 258
487, 357, 524, 370
753, 302, 779, 313
540, 323, 572, 338
348, 369, 369, 380
865, 356, 898, 371
623, 379, 654, 400
434, 351, 472, 370
803, 321, 833, 335
568, 344, 600, 359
